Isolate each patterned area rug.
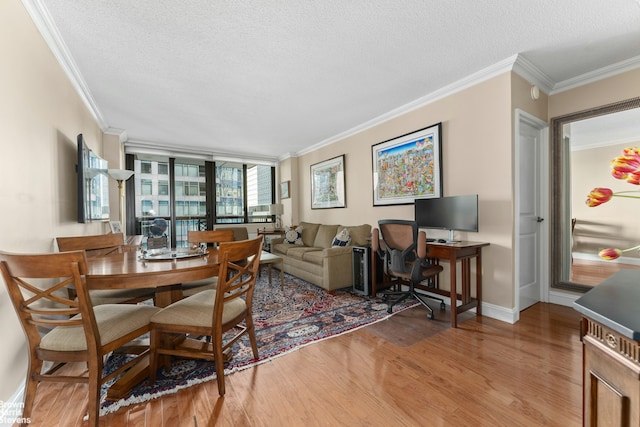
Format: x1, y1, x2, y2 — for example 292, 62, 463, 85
100, 272, 418, 415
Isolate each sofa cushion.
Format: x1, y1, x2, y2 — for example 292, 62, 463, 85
284, 226, 303, 245
285, 246, 321, 261
343, 224, 372, 247
298, 222, 320, 247
331, 227, 352, 247
303, 250, 325, 266
314, 224, 340, 248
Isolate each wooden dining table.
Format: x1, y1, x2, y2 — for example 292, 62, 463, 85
86, 249, 220, 307
85, 249, 221, 399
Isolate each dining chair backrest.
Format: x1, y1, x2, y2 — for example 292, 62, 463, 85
216, 236, 263, 309
0, 249, 160, 426
217, 226, 249, 241
56, 233, 125, 257
188, 230, 234, 249
0, 250, 98, 354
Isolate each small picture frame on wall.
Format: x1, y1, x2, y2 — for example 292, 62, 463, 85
109, 220, 122, 234
280, 181, 290, 199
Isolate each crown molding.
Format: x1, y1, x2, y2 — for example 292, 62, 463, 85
550, 54, 640, 95
21, 0, 108, 130
124, 139, 279, 166
298, 54, 531, 156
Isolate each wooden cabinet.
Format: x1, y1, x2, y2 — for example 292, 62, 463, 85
580, 316, 640, 426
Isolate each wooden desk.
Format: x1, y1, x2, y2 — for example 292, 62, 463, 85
371, 240, 489, 328
425, 241, 489, 328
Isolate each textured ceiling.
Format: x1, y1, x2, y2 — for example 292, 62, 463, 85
31, 0, 640, 160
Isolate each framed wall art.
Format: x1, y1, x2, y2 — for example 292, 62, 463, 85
311, 155, 345, 209
280, 180, 290, 199
372, 122, 442, 206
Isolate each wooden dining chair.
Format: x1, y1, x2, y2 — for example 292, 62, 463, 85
149, 236, 263, 396
181, 229, 236, 297
56, 233, 155, 305
0, 250, 160, 427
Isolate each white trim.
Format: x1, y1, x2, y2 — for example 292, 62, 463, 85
549, 289, 581, 308
573, 251, 640, 267
550, 55, 640, 95
0, 384, 25, 427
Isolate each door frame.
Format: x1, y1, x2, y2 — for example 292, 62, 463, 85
514, 109, 549, 320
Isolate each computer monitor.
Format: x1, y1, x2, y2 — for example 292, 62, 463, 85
414, 194, 478, 242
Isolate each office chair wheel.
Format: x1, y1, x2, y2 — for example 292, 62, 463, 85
440, 302, 446, 310
427, 312, 434, 320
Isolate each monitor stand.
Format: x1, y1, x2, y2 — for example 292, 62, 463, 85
446, 229, 460, 243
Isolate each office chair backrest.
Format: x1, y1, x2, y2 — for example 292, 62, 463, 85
378, 220, 419, 272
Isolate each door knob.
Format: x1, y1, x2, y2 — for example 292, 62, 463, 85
537, 217, 544, 223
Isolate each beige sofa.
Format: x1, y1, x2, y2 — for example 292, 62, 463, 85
270, 221, 371, 292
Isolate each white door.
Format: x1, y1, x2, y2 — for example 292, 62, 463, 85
516, 111, 548, 314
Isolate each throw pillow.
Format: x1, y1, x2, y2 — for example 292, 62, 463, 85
331, 227, 352, 247
285, 226, 304, 245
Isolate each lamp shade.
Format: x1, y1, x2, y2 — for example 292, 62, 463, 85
269, 203, 284, 215
108, 169, 134, 181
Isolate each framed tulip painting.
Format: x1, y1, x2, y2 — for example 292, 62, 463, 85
372, 123, 442, 206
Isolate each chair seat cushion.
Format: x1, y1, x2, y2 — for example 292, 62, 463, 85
151, 290, 246, 328
40, 304, 160, 352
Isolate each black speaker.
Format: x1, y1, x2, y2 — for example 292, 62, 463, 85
352, 246, 372, 296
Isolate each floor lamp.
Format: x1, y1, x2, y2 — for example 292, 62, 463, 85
108, 169, 134, 231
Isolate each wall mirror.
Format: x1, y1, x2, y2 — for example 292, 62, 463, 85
550, 96, 640, 292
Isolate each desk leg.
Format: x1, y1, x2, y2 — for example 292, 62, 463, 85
476, 252, 482, 317
449, 254, 458, 328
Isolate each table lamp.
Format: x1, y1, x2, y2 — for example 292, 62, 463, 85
108, 169, 135, 228
269, 203, 284, 230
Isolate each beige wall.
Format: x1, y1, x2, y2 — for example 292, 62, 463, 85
293, 73, 516, 307
0, 1, 110, 401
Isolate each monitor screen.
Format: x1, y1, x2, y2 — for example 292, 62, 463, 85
414, 194, 478, 232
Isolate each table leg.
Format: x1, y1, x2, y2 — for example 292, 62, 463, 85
155, 284, 183, 307
279, 260, 284, 290
268, 264, 273, 284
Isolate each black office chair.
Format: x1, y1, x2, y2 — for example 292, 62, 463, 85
372, 219, 445, 319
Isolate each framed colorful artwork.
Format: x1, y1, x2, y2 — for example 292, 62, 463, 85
372, 123, 442, 206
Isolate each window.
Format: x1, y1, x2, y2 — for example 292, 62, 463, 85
216, 162, 244, 222
131, 155, 275, 238
158, 180, 169, 196
247, 165, 273, 223
140, 161, 152, 174
141, 179, 152, 196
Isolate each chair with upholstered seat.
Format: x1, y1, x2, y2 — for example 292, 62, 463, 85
56, 233, 155, 305
372, 219, 444, 320
181, 229, 236, 297
149, 236, 263, 396
0, 250, 160, 426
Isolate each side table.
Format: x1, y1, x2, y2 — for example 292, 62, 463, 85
259, 251, 285, 290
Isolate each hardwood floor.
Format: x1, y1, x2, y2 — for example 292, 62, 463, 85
20, 302, 583, 427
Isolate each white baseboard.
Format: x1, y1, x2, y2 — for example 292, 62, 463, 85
0, 384, 25, 427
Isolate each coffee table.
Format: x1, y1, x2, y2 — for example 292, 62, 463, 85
260, 251, 285, 290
